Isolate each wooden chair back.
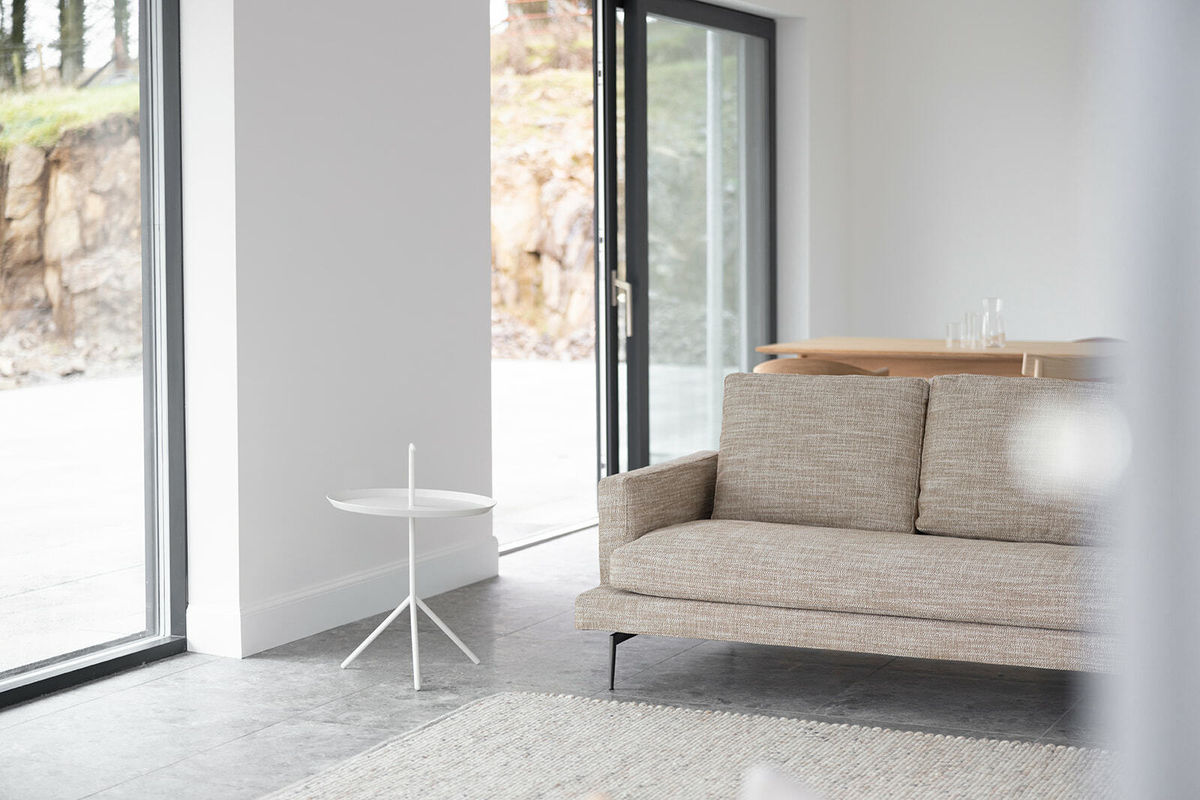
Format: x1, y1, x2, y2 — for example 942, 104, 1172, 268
1021, 353, 1122, 382
753, 358, 889, 377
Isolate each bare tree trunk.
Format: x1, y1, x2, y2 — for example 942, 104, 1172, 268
58, 0, 84, 86
112, 0, 129, 69
2, 0, 10, 86
3, 0, 26, 87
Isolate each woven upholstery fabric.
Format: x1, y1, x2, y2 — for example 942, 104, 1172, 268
576, 585, 1115, 673
607, 520, 1112, 633
713, 374, 929, 532
918, 375, 1116, 545
597, 450, 718, 584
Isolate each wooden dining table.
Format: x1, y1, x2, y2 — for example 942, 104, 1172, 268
755, 337, 1111, 378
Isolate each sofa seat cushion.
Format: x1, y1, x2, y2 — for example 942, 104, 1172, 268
918, 374, 1116, 545
607, 520, 1113, 633
713, 374, 929, 533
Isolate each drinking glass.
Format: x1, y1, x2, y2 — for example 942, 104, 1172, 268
963, 311, 981, 348
981, 297, 1006, 348
946, 322, 962, 348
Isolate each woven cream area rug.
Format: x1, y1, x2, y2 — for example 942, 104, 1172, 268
264, 692, 1112, 800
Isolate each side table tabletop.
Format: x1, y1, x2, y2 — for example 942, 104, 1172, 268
326, 485, 495, 690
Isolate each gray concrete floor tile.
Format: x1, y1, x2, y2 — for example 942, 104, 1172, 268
90, 719, 393, 799
1039, 702, 1112, 747
688, 639, 894, 669
878, 654, 1076, 684
0, 652, 215, 731
83, 771, 233, 800
609, 646, 883, 716
814, 665, 1074, 738
0, 751, 137, 800
299, 681, 496, 734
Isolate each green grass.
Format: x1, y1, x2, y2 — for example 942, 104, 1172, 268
0, 83, 139, 154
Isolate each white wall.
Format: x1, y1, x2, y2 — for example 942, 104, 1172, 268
182, 0, 497, 657
757, 0, 1117, 342
729, 0, 852, 342
844, 0, 1111, 341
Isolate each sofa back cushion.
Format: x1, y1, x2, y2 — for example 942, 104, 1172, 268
917, 374, 1116, 545
712, 373, 929, 532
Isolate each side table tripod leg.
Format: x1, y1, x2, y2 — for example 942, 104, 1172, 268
415, 597, 480, 665
341, 595, 410, 669
409, 517, 421, 691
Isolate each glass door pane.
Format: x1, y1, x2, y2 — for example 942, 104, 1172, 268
489, 2, 600, 546
0, 0, 177, 690
643, 13, 771, 464
598, 0, 772, 473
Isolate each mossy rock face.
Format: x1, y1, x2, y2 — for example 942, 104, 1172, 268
0, 83, 139, 155
491, 18, 591, 76
491, 65, 595, 361
0, 108, 143, 387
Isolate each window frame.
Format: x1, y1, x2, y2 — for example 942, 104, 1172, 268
0, 0, 187, 709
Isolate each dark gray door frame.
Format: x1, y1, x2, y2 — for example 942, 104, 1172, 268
596, 0, 777, 475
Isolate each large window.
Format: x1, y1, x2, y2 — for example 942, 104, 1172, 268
0, 0, 183, 704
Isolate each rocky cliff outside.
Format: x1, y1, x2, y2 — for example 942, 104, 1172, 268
491, 16, 595, 361
0, 17, 597, 386
0, 84, 142, 389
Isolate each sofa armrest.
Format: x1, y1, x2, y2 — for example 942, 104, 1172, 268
597, 450, 718, 583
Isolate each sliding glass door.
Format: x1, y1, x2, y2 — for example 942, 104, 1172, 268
597, 0, 774, 473
0, 0, 184, 704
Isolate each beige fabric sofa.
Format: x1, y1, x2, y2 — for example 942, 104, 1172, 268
576, 373, 1117, 684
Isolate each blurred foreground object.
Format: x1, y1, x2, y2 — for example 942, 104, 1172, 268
740, 765, 821, 800
1090, 0, 1200, 796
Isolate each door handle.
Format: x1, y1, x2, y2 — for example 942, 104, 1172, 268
611, 271, 633, 339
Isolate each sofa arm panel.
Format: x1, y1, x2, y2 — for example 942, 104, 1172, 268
598, 450, 718, 583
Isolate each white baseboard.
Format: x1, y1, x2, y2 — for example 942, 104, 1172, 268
187, 536, 499, 658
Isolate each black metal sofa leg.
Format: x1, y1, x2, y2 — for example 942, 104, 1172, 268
609, 632, 637, 691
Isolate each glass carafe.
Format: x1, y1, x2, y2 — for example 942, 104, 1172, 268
981, 297, 1006, 348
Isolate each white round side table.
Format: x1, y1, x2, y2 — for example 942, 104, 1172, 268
327, 485, 495, 691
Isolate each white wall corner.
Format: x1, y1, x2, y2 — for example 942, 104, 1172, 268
764, 1, 853, 339
775, 16, 811, 341
180, 0, 244, 659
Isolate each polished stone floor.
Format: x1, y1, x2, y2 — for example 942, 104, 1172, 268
0, 529, 1107, 800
